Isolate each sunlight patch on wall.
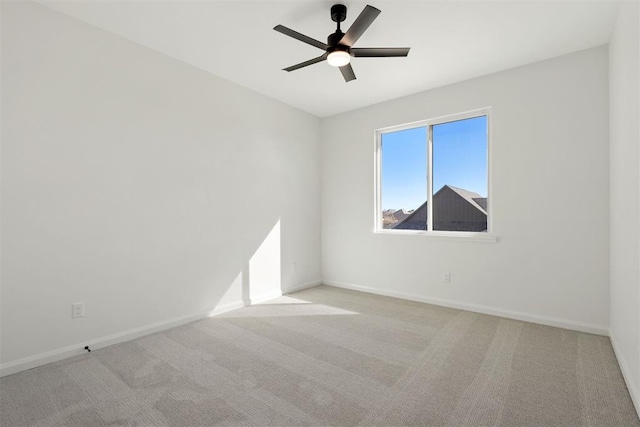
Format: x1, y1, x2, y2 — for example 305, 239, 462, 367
249, 221, 282, 302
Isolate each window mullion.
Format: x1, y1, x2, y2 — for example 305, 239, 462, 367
427, 124, 433, 232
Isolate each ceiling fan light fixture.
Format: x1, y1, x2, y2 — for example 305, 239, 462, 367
327, 50, 351, 67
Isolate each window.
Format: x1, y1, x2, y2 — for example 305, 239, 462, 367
375, 109, 490, 235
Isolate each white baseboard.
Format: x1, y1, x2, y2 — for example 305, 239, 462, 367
207, 300, 246, 317
247, 280, 322, 305
245, 292, 281, 306
610, 333, 640, 417
323, 280, 609, 336
282, 279, 322, 294
0, 308, 211, 378
0, 280, 322, 378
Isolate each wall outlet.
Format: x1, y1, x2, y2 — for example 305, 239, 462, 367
443, 272, 451, 283
72, 302, 85, 318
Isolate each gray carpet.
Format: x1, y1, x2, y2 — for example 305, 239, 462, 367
1, 285, 638, 426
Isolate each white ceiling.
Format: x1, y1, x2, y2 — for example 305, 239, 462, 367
38, 0, 620, 117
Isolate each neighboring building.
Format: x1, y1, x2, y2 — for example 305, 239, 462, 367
392, 209, 412, 222
382, 208, 414, 228
382, 209, 399, 228
393, 185, 487, 231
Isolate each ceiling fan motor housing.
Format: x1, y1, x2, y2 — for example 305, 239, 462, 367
327, 31, 350, 55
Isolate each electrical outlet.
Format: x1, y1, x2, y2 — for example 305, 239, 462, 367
443, 272, 451, 283
72, 302, 85, 319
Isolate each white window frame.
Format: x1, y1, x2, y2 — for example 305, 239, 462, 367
374, 107, 497, 242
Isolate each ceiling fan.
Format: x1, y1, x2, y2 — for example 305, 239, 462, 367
274, 4, 410, 82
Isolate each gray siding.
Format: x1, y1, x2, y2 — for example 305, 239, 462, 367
393, 185, 487, 231
433, 186, 487, 232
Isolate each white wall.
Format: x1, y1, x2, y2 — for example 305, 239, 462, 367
0, 1, 321, 373
321, 47, 610, 334
609, 1, 640, 414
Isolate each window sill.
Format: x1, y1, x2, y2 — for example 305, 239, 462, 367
374, 229, 499, 243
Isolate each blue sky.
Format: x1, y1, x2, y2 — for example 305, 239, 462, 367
381, 116, 487, 211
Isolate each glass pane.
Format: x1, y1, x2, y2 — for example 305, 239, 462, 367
432, 116, 488, 232
380, 127, 427, 230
